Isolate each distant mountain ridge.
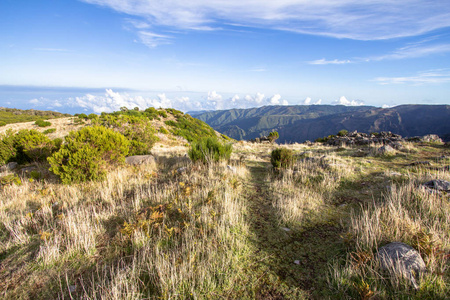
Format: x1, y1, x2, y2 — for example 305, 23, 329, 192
193, 104, 450, 142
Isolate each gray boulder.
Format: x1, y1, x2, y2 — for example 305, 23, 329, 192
423, 179, 450, 192
0, 162, 18, 172
377, 242, 426, 289
377, 145, 395, 155
125, 155, 156, 166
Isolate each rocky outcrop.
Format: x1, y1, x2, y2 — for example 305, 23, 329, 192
377, 242, 426, 289
325, 131, 403, 147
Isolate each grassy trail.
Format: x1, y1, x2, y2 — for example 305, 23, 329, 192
244, 161, 347, 299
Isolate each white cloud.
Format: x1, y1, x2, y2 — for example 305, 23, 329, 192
81, 0, 450, 40
207, 90, 222, 102
270, 94, 281, 105
309, 58, 351, 65
282, 100, 289, 105
29, 99, 40, 104
367, 43, 450, 61
333, 96, 365, 106
373, 69, 450, 85
301, 97, 321, 105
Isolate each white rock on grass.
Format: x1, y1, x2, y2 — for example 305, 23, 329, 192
125, 155, 156, 166
377, 242, 426, 289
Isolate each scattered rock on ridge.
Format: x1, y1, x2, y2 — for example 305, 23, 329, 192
377, 242, 426, 289
125, 155, 156, 166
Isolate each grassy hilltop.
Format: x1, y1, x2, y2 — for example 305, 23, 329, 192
0, 108, 449, 299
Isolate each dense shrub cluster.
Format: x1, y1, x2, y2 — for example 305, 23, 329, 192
34, 120, 52, 127
164, 114, 217, 142
48, 126, 129, 184
0, 129, 57, 165
0, 107, 70, 125
94, 113, 158, 155
188, 137, 232, 164
270, 148, 295, 169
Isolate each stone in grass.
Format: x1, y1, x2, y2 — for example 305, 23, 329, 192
227, 165, 237, 173
0, 162, 18, 172
377, 242, 426, 289
423, 179, 450, 192
125, 155, 156, 166
377, 145, 395, 155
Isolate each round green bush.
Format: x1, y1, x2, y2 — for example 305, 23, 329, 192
12, 129, 55, 163
0, 121, 6, 127
270, 148, 295, 169
48, 126, 129, 184
188, 137, 232, 164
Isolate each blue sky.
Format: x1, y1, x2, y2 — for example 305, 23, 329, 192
1, 0, 450, 113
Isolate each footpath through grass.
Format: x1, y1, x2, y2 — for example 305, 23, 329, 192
243, 160, 347, 299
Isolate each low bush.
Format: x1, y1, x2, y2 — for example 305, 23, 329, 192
337, 129, 348, 137
188, 137, 232, 164
35, 120, 52, 127
0, 121, 6, 127
268, 131, 279, 143
270, 148, 295, 169
48, 126, 129, 184
0, 129, 56, 164
43, 128, 56, 134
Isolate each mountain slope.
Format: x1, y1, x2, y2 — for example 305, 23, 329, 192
194, 104, 450, 142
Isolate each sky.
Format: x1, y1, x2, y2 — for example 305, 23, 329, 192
1, 0, 450, 114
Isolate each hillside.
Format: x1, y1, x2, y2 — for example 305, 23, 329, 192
0, 107, 71, 126
194, 104, 450, 142
1, 131, 449, 298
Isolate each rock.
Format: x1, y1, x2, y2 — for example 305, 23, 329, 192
177, 167, 187, 174
409, 161, 431, 166
294, 260, 300, 265
227, 165, 237, 173
20, 166, 37, 175
390, 142, 404, 150
421, 134, 442, 143
423, 179, 450, 192
125, 155, 156, 166
377, 242, 426, 289
281, 227, 291, 232
377, 145, 395, 155
69, 285, 77, 293
0, 162, 18, 172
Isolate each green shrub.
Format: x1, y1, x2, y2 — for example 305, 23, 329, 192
0, 174, 21, 186
48, 126, 129, 184
0, 130, 15, 165
337, 129, 348, 137
270, 148, 295, 169
78, 113, 88, 119
0, 121, 6, 127
188, 137, 232, 164
35, 120, 52, 127
43, 128, 56, 134
87, 113, 98, 120
159, 127, 169, 134
11, 129, 55, 163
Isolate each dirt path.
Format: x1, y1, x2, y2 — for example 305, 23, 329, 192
244, 161, 347, 299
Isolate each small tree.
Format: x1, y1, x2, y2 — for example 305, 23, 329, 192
268, 131, 279, 143
337, 129, 348, 137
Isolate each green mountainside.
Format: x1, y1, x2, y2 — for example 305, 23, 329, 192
194, 104, 450, 142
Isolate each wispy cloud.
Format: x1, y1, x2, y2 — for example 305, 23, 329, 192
367, 43, 450, 61
308, 58, 351, 65
80, 0, 450, 40
136, 31, 173, 48
373, 70, 450, 85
